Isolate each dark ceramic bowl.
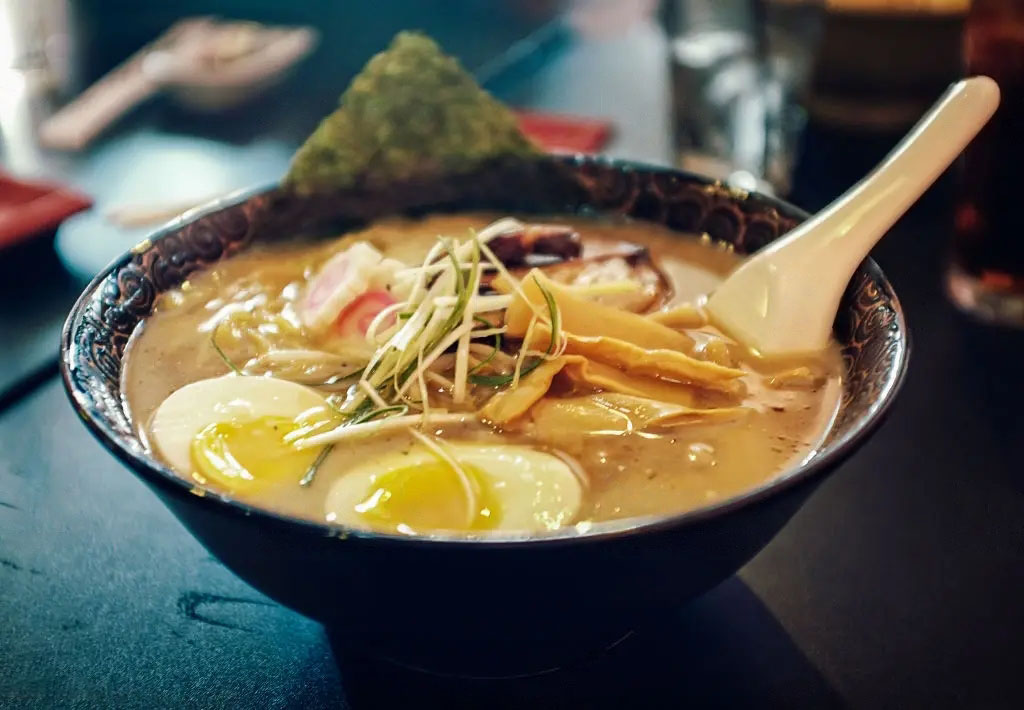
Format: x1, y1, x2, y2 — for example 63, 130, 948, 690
61, 156, 908, 677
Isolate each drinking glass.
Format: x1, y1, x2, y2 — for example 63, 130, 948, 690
664, 0, 823, 196
947, 0, 1024, 325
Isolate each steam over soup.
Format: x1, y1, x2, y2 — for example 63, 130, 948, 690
123, 214, 842, 536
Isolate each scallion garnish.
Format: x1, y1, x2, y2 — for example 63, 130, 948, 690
211, 322, 242, 375
299, 443, 333, 487
310, 367, 365, 388
468, 315, 501, 375
298, 219, 550, 422
351, 404, 410, 425
470, 274, 560, 387
536, 275, 562, 357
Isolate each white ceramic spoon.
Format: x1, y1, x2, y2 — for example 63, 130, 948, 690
706, 76, 1001, 359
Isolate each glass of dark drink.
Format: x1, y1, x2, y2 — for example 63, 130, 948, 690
948, 0, 1024, 325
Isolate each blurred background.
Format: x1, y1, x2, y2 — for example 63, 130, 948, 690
0, 1, 979, 269
0, 1, 985, 266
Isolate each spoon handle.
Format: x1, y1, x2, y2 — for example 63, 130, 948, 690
769, 77, 1001, 274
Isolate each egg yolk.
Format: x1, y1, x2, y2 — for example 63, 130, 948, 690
353, 462, 503, 534
190, 415, 330, 493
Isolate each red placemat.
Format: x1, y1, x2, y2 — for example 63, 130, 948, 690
515, 110, 613, 154
0, 174, 93, 250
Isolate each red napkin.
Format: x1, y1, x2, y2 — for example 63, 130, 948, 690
0, 173, 93, 250
515, 110, 613, 154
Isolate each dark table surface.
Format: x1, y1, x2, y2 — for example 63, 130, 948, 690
3, 6, 1024, 709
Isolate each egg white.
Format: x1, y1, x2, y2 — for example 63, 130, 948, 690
325, 443, 584, 534
150, 374, 329, 474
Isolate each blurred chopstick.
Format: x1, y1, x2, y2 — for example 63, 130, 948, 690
474, 18, 572, 93
105, 197, 216, 228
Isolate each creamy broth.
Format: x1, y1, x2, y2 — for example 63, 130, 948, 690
123, 213, 842, 532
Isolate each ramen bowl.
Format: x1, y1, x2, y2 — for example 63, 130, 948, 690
61, 156, 908, 676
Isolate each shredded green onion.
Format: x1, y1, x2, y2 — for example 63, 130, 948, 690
468, 315, 501, 375
299, 444, 333, 487
469, 359, 542, 387
309, 367, 364, 388
436, 238, 473, 342
537, 276, 562, 358
296, 403, 410, 487
470, 275, 560, 387
211, 322, 242, 375
350, 404, 410, 425
392, 236, 480, 398
318, 221, 541, 410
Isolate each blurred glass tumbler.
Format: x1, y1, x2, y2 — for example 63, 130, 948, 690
665, 0, 823, 196
806, 0, 965, 132
947, 0, 1024, 325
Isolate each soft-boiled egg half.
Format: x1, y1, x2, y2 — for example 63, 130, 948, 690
150, 375, 584, 535
150, 375, 335, 493
325, 443, 584, 535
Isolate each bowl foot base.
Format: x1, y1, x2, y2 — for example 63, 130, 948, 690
325, 622, 640, 680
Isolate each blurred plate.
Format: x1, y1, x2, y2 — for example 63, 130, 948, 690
55, 132, 292, 281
